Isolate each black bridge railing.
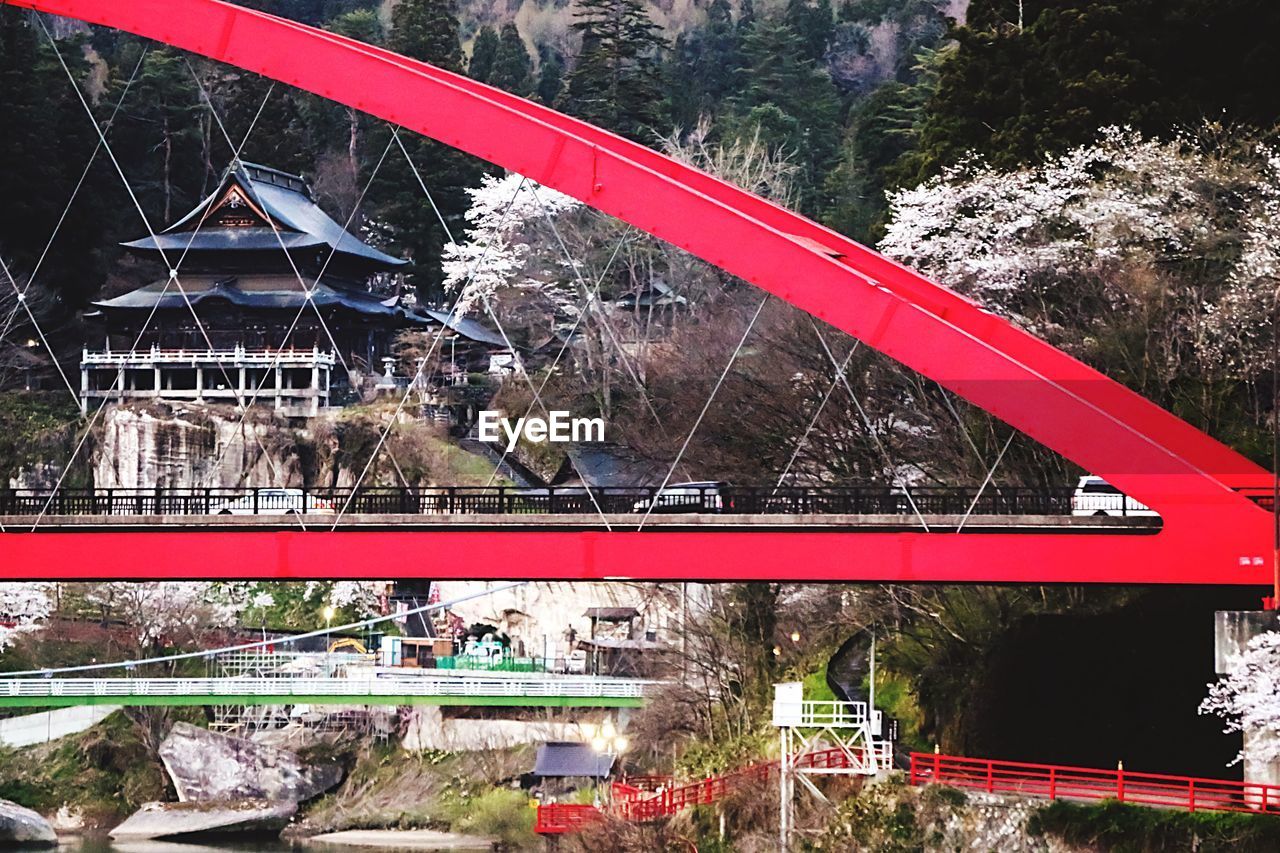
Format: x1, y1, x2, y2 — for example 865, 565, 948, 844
0, 485, 1091, 517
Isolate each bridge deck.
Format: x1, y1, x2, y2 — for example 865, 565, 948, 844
0, 677, 650, 708
0, 513, 1160, 533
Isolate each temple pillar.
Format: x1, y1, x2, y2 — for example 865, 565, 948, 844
195, 366, 204, 402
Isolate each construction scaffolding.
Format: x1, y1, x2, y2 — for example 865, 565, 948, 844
773, 683, 894, 850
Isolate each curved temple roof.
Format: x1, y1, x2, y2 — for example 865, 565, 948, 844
92, 275, 422, 322
122, 162, 405, 270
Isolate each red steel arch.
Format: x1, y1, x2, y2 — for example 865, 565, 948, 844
1, 0, 1272, 583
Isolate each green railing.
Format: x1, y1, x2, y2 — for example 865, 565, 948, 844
433, 655, 545, 673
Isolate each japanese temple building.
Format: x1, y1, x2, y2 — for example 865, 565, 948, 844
80, 162, 502, 416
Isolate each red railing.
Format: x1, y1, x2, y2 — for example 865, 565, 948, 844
534, 803, 604, 834
909, 752, 1280, 815
536, 747, 878, 832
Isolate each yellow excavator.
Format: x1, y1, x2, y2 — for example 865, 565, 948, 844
327, 637, 368, 655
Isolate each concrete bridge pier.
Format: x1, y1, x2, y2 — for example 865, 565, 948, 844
1214, 610, 1280, 784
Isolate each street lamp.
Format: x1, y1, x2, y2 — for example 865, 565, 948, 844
584, 719, 629, 804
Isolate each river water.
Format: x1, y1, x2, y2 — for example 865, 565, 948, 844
56, 840, 469, 852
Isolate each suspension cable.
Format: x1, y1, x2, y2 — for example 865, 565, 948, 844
483, 223, 635, 488
0, 48, 149, 356
774, 341, 861, 491
638, 295, 768, 531
809, 318, 931, 532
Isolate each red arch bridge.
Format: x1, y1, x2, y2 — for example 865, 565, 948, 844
0, 0, 1274, 584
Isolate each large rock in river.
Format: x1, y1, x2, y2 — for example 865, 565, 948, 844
158, 722, 341, 803
0, 798, 56, 847
110, 800, 296, 841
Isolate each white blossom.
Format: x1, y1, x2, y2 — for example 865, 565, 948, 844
0, 583, 53, 650
441, 172, 581, 315
87, 582, 242, 646
880, 127, 1280, 382
1201, 630, 1280, 765
327, 581, 387, 618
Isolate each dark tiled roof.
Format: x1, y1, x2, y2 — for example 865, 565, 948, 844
92, 275, 425, 322
418, 308, 509, 348
533, 742, 615, 778
560, 445, 665, 488
124, 162, 405, 270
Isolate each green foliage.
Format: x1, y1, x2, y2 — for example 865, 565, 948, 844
390, 0, 464, 71
898, 0, 1280, 181
489, 24, 534, 97
327, 8, 384, 44
0, 391, 82, 483
1027, 800, 1280, 853
675, 728, 774, 779
0, 712, 168, 824
664, 0, 744, 129
806, 777, 922, 852
802, 666, 838, 703
535, 47, 565, 105
562, 0, 668, 140
823, 46, 947, 240
449, 786, 537, 847
468, 25, 499, 82
865, 669, 927, 752
0, 9, 112, 306
729, 14, 842, 211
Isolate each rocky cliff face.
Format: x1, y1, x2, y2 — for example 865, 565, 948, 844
93, 404, 304, 490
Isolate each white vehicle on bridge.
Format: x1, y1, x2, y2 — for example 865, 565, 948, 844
210, 488, 336, 515
632, 481, 732, 514
1070, 476, 1156, 517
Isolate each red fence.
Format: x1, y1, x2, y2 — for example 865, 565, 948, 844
536, 747, 869, 833
534, 803, 603, 834
910, 752, 1280, 815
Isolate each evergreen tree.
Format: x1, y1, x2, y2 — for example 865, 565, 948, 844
389, 0, 464, 72
535, 48, 565, 105
0, 8, 110, 306
898, 0, 1280, 180
490, 24, 533, 96
562, 0, 667, 140
730, 14, 841, 210
824, 46, 945, 241
785, 0, 834, 63
374, 0, 487, 303
468, 25, 498, 83
327, 8, 383, 44
665, 0, 745, 128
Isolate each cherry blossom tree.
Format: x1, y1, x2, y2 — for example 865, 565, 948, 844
879, 125, 1280, 443
0, 582, 53, 650
1200, 630, 1280, 765
86, 582, 242, 649
327, 580, 388, 618
440, 172, 581, 316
